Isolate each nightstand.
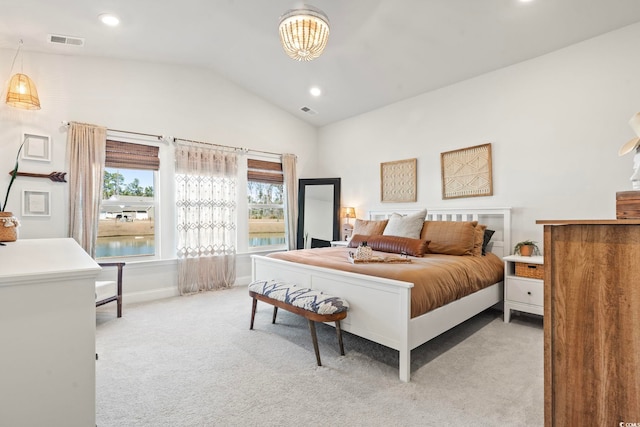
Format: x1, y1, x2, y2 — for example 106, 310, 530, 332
330, 241, 349, 247
503, 255, 544, 322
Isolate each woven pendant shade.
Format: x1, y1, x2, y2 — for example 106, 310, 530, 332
279, 6, 330, 61
6, 73, 41, 110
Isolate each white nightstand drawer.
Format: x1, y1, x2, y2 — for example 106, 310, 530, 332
506, 277, 543, 307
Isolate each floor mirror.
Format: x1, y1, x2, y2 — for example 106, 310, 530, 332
297, 178, 341, 249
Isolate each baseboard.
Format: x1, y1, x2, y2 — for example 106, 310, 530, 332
124, 286, 179, 305
235, 275, 252, 286
124, 279, 250, 305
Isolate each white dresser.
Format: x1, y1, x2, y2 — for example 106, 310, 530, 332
0, 238, 101, 427
503, 254, 544, 322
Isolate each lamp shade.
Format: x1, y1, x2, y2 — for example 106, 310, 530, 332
279, 6, 330, 61
6, 73, 41, 110
343, 207, 355, 218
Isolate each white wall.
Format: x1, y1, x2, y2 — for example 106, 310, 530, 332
4, 22, 639, 302
0, 51, 318, 300
317, 22, 640, 250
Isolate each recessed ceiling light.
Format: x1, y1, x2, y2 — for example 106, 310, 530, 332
519, 0, 534, 2
310, 87, 322, 97
99, 13, 120, 26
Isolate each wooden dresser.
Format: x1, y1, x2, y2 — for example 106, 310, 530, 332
537, 220, 640, 426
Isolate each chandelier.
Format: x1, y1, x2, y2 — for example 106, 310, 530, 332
278, 5, 330, 61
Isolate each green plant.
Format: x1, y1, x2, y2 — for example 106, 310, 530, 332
1, 139, 26, 212
513, 240, 540, 256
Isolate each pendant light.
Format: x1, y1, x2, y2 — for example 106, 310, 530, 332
5, 40, 41, 110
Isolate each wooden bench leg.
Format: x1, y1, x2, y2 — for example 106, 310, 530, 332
249, 289, 347, 366
308, 319, 322, 366
250, 298, 257, 330
116, 295, 122, 318
335, 320, 345, 356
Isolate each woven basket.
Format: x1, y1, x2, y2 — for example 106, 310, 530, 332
0, 212, 19, 242
515, 262, 544, 279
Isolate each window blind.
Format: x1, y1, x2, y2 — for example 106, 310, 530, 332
247, 159, 283, 184
105, 140, 160, 170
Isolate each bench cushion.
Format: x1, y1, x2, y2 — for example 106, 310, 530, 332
249, 279, 349, 315
95, 280, 117, 302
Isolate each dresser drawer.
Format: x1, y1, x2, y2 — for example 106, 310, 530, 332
506, 277, 543, 307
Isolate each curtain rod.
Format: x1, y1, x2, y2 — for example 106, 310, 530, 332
172, 137, 283, 158
61, 121, 288, 158
61, 121, 166, 142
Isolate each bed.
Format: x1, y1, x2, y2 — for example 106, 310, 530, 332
251, 207, 511, 382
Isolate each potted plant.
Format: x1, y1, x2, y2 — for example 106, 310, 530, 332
513, 240, 540, 256
0, 139, 25, 242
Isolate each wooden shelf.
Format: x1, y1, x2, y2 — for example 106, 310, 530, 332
536, 219, 640, 225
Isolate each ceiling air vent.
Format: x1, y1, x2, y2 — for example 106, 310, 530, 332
48, 34, 85, 47
300, 106, 318, 115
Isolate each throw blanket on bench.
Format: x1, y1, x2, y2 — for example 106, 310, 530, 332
248, 279, 349, 315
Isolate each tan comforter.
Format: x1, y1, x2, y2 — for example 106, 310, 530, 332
267, 247, 504, 318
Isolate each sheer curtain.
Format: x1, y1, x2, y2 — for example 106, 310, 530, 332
67, 122, 107, 257
281, 153, 297, 250
175, 142, 238, 295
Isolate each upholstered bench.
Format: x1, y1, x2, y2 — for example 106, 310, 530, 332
249, 279, 349, 366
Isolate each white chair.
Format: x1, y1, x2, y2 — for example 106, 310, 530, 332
95, 262, 125, 318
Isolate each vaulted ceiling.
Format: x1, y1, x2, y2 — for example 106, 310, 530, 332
2, 1, 640, 126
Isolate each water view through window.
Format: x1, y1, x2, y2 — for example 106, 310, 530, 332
249, 233, 285, 247
97, 168, 155, 258
96, 235, 155, 258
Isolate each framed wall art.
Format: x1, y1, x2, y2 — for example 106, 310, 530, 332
441, 143, 493, 199
22, 133, 51, 162
22, 190, 51, 216
380, 158, 417, 203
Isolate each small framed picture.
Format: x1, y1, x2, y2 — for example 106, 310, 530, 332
22, 190, 51, 216
22, 133, 51, 162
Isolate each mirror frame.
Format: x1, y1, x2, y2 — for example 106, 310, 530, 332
297, 178, 341, 249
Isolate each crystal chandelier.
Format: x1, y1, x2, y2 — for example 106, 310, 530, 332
278, 5, 330, 61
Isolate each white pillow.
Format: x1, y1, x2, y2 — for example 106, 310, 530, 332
382, 209, 427, 239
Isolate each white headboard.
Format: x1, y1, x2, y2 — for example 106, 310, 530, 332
368, 207, 512, 258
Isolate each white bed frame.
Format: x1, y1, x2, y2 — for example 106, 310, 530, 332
251, 207, 511, 382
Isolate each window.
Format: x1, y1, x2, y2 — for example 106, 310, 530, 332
96, 141, 159, 259
247, 159, 285, 250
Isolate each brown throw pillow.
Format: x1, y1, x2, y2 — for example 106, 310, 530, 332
352, 219, 388, 236
420, 220, 478, 256
472, 224, 487, 257
348, 234, 429, 257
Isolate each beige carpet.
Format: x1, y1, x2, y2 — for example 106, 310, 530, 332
96, 285, 543, 426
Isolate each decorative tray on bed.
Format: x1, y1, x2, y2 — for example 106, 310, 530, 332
348, 255, 412, 264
